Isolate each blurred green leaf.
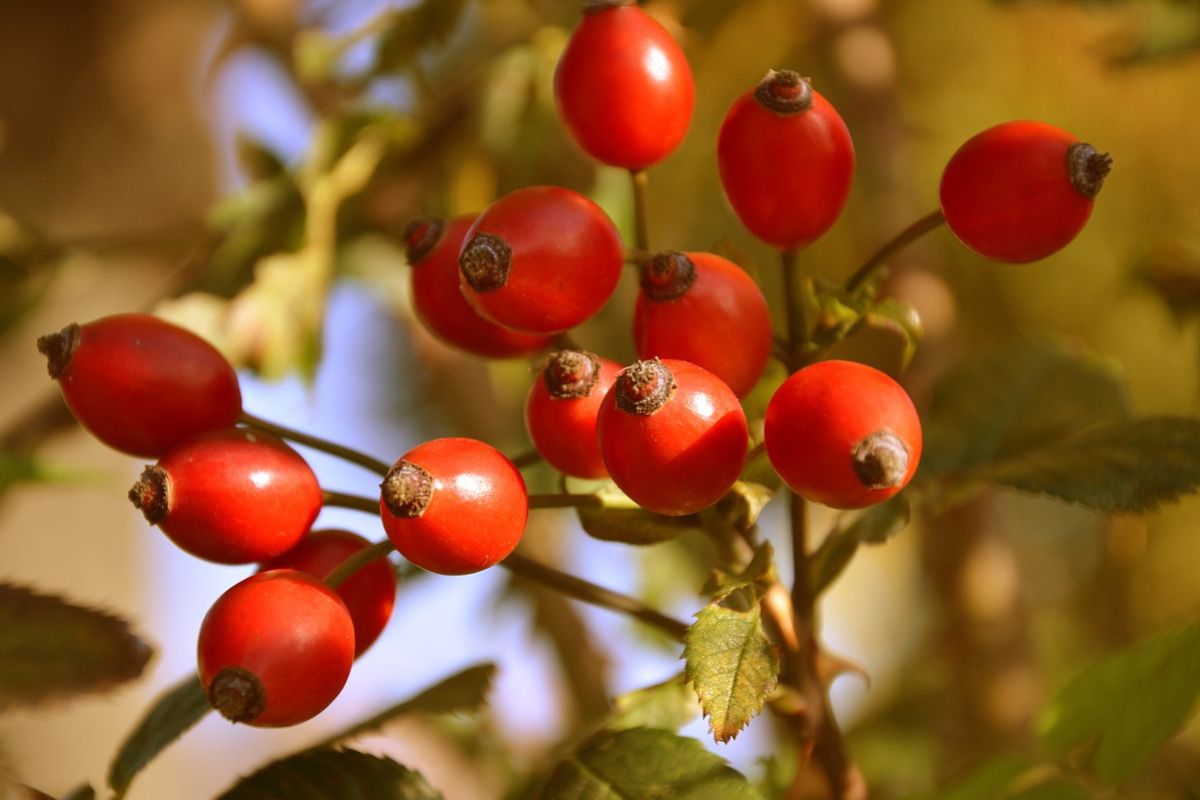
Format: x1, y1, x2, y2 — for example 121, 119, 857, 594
607, 675, 700, 733
921, 339, 1132, 479
0, 584, 152, 711
684, 605, 779, 743
374, 0, 469, 74
109, 675, 210, 796
219, 749, 442, 800
61, 785, 96, 800
1138, 240, 1200, 322
711, 481, 777, 534
0, 451, 82, 493
1040, 620, 1200, 785
810, 495, 910, 597
234, 134, 289, 182
538, 728, 763, 799
927, 755, 1032, 800
701, 541, 776, 605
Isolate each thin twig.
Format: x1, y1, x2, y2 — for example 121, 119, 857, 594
844, 209, 945, 293
241, 411, 392, 475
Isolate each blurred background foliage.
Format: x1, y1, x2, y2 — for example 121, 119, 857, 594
2, 0, 1200, 797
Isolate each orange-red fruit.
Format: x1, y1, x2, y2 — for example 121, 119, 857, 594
596, 358, 748, 516
524, 350, 621, 479
405, 216, 552, 358
36, 314, 241, 457
379, 438, 528, 575
634, 251, 772, 397
939, 120, 1112, 263
554, 0, 695, 169
458, 186, 623, 335
260, 530, 396, 657
198, 570, 355, 727
717, 70, 855, 250
765, 360, 922, 510
128, 428, 322, 564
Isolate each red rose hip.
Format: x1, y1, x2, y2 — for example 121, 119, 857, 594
198, 570, 355, 727
764, 360, 922, 509
718, 70, 855, 250
128, 427, 322, 564
939, 120, 1112, 263
634, 251, 772, 397
554, 0, 695, 169
260, 529, 397, 657
405, 216, 552, 358
37, 314, 242, 457
524, 349, 621, 479
380, 438, 528, 575
459, 186, 623, 335
596, 358, 748, 516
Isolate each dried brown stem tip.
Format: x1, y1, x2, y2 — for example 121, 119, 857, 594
402, 217, 445, 265
381, 460, 435, 518
36, 322, 81, 379
1067, 142, 1113, 200
754, 70, 814, 115
128, 466, 170, 525
208, 666, 266, 723
850, 429, 910, 490
614, 358, 676, 415
543, 350, 602, 399
642, 251, 696, 301
459, 232, 513, 293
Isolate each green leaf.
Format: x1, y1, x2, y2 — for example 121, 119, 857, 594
374, 0, 469, 74
0, 451, 84, 493
607, 675, 700, 733
683, 605, 779, 743
980, 417, 1200, 512
928, 755, 1031, 800
702, 541, 776, 605
1040, 620, 1200, 785
711, 481, 777, 534
810, 496, 911, 597
921, 339, 1132, 479
538, 728, 763, 800
218, 748, 442, 800
0, 584, 152, 710
62, 785, 96, 800
575, 481, 701, 546
315, 663, 496, 749
108, 675, 210, 796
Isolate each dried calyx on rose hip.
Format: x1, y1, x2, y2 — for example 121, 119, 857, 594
36, 313, 242, 457
525, 349, 621, 479
458, 186, 623, 335
128, 427, 322, 564
404, 215, 552, 358
379, 438, 528, 575
718, 70, 855, 250
634, 250, 773, 397
198, 570, 355, 727
554, 0, 694, 169
596, 358, 748, 516
764, 360, 922, 509
939, 120, 1112, 262
259, 529, 396, 658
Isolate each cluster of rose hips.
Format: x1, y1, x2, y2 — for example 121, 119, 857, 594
35, 0, 1109, 734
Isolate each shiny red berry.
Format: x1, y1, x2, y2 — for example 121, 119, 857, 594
634, 251, 772, 397
524, 349, 621, 479
554, 0, 694, 169
260, 530, 396, 657
198, 570, 355, 727
405, 216, 553, 358
764, 360, 922, 510
596, 359, 748, 516
459, 186, 623, 335
380, 438, 528, 575
717, 70, 855, 250
128, 428, 322, 564
939, 120, 1112, 263
36, 314, 242, 457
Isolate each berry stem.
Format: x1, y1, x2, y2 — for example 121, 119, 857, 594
321, 490, 381, 515
528, 492, 606, 510
239, 412, 391, 475
630, 169, 651, 252
502, 551, 688, 639
844, 208, 946, 293
509, 449, 543, 470
325, 539, 396, 589
780, 248, 809, 371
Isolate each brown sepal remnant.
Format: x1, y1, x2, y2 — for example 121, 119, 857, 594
381, 460, 435, 518
1067, 142, 1113, 200
402, 217, 446, 266
614, 358, 676, 416
36, 322, 81, 379
754, 70, 814, 115
459, 232, 512, 293
542, 350, 602, 399
128, 466, 170, 525
850, 429, 910, 490
642, 251, 697, 301
208, 666, 266, 723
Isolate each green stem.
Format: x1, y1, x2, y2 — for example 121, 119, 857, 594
780, 249, 809, 371
240, 411, 392, 475
502, 552, 688, 640
321, 490, 380, 515
326, 539, 396, 589
789, 492, 812, 629
844, 208, 946, 293
509, 449, 543, 470
630, 169, 651, 253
